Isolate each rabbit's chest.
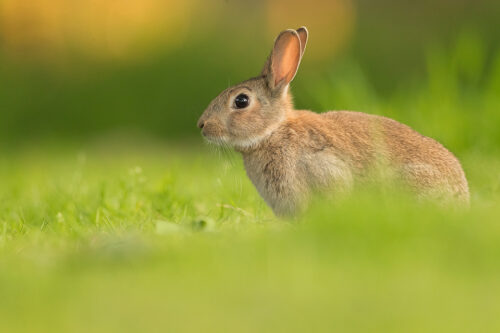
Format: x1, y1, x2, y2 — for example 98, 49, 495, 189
242, 149, 353, 200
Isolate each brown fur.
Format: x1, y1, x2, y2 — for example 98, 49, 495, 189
197, 27, 469, 216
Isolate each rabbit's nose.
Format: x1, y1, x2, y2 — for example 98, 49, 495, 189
198, 121, 205, 129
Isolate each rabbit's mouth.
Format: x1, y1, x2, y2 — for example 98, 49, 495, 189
202, 133, 230, 146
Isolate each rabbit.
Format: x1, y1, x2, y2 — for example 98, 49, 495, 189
197, 27, 469, 216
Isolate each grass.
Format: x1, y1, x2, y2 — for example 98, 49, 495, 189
0, 139, 499, 333
1, 34, 499, 332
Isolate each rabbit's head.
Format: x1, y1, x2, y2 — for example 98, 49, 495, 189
197, 27, 308, 150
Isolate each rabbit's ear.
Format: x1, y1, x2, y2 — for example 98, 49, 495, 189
296, 27, 308, 59
262, 30, 302, 91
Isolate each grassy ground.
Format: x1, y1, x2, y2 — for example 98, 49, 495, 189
0, 139, 499, 333
0, 36, 499, 332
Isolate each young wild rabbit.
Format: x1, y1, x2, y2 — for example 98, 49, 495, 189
197, 27, 469, 216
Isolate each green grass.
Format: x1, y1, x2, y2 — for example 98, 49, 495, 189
1, 33, 499, 332
0, 140, 499, 333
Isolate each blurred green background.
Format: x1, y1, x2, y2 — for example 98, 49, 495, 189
1, 1, 500, 332
1, 0, 499, 152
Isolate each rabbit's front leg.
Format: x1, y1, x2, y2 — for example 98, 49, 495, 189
266, 185, 305, 217
244, 156, 307, 217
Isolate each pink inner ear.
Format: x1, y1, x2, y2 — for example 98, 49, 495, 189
272, 33, 301, 87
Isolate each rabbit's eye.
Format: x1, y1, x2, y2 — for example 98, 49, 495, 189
234, 94, 249, 109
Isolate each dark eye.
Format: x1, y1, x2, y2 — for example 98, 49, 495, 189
234, 94, 249, 109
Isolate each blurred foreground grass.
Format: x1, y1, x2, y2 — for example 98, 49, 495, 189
0, 141, 499, 332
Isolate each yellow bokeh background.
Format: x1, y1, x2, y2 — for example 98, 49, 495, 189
0, 0, 194, 60
0, 0, 355, 62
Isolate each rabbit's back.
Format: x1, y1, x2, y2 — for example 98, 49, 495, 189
320, 111, 469, 202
